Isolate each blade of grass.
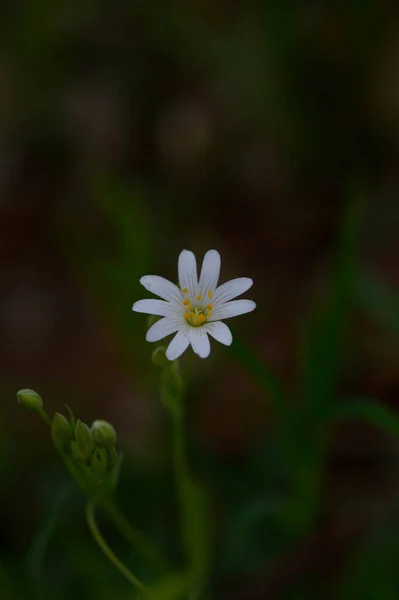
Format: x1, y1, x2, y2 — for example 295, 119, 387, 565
353, 270, 399, 332
26, 482, 72, 587
229, 337, 289, 425
324, 397, 399, 438
301, 187, 364, 415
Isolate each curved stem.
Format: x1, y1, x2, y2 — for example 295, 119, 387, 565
102, 499, 169, 573
58, 451, 169, 573
86, 500, 158, 599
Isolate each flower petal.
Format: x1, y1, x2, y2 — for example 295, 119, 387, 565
140, 275, 182, 304
209, 299, 256, 321
205, 321, 232, 346
199, 249, 221, 297
132, 299, 178, 317
146, 318, 182, 342
166, 328, 190, 361
178, 250, 198, 301
213, 277, 253, 305
189, 328, 211, 358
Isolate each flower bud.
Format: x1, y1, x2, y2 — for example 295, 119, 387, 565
91, 420, 117, 448
151, 346, 169, 368
74, 419, 94, 460
108, 445, 118, 468
71, 441, 86, 461
90, 447, 109, 478
17, 389, 43, 412
51, 412, 73, 451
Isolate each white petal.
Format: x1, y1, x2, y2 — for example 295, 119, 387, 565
199, 249, 221, 297
166, 328, 190, 361
213, 277, 253, 305
178, 250, 198, 301
209, 299, 256, 321
189, 328, 211, 358
140, 275, 182, 304
205, 321, 232, 346
146, 318, 182, 342
132, 299, 178, 317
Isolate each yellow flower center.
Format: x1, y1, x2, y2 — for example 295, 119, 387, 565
182, 289, 213, 327
184, 306, 212, 327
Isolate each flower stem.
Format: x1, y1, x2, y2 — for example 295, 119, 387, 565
166, 363, 211, 593
56, 444, 168, 573
38, 408, 52, 426
170, 406, 194, 572
61, 454, 168, 573
86, 499, 158, 599
102, 498, 169, 573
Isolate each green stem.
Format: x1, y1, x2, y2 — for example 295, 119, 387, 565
162, 360, 210, 593
60, 452, 91, 494
102, 499, 169, 573
60, 454, 168, 573
171, 409, 190, 532
55, 442, 168, 572
86, 499, 158, 600
170, 407, 209, 593
38, 408, 52, 426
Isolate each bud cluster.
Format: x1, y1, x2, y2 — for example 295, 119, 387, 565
55, 415, 118, 481
17, 388, 120, 492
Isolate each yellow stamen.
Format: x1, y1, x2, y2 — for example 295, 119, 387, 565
207, 303, 213, 311
196, 294, 201, 301
182, 288, 188, 294
184, 305, 211, 328
208, 290, 213, 299
183, 298, 191, 306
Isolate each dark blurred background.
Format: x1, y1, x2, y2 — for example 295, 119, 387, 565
2, 1, 399, 599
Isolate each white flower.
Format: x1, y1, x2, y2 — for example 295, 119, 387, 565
132, 249, 256, 361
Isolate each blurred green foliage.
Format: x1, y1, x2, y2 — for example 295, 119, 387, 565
2, 1, 399, 599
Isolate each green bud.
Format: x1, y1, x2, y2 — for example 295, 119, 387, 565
51, 412, 73, 450
108, 445, 118, 469
151, 346, 169, 368
74, 419, 95, 460
90, 447, 109, 478
64, 404, 76, 429
17, 389, 43, 412
91, 420, 117, 448
71, 441, 87, 461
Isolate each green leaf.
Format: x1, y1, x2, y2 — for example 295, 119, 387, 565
64, 403, 76, 430
26, 482, 72, 584
324, 397, 399, 438
334, 526, 399, 600
301, 188, 364, 413
229, 337, 289, 418
133, 572, 189, 600
221, 495, 284, 574
354, 270, 399, 332
57, 170, 153, 373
